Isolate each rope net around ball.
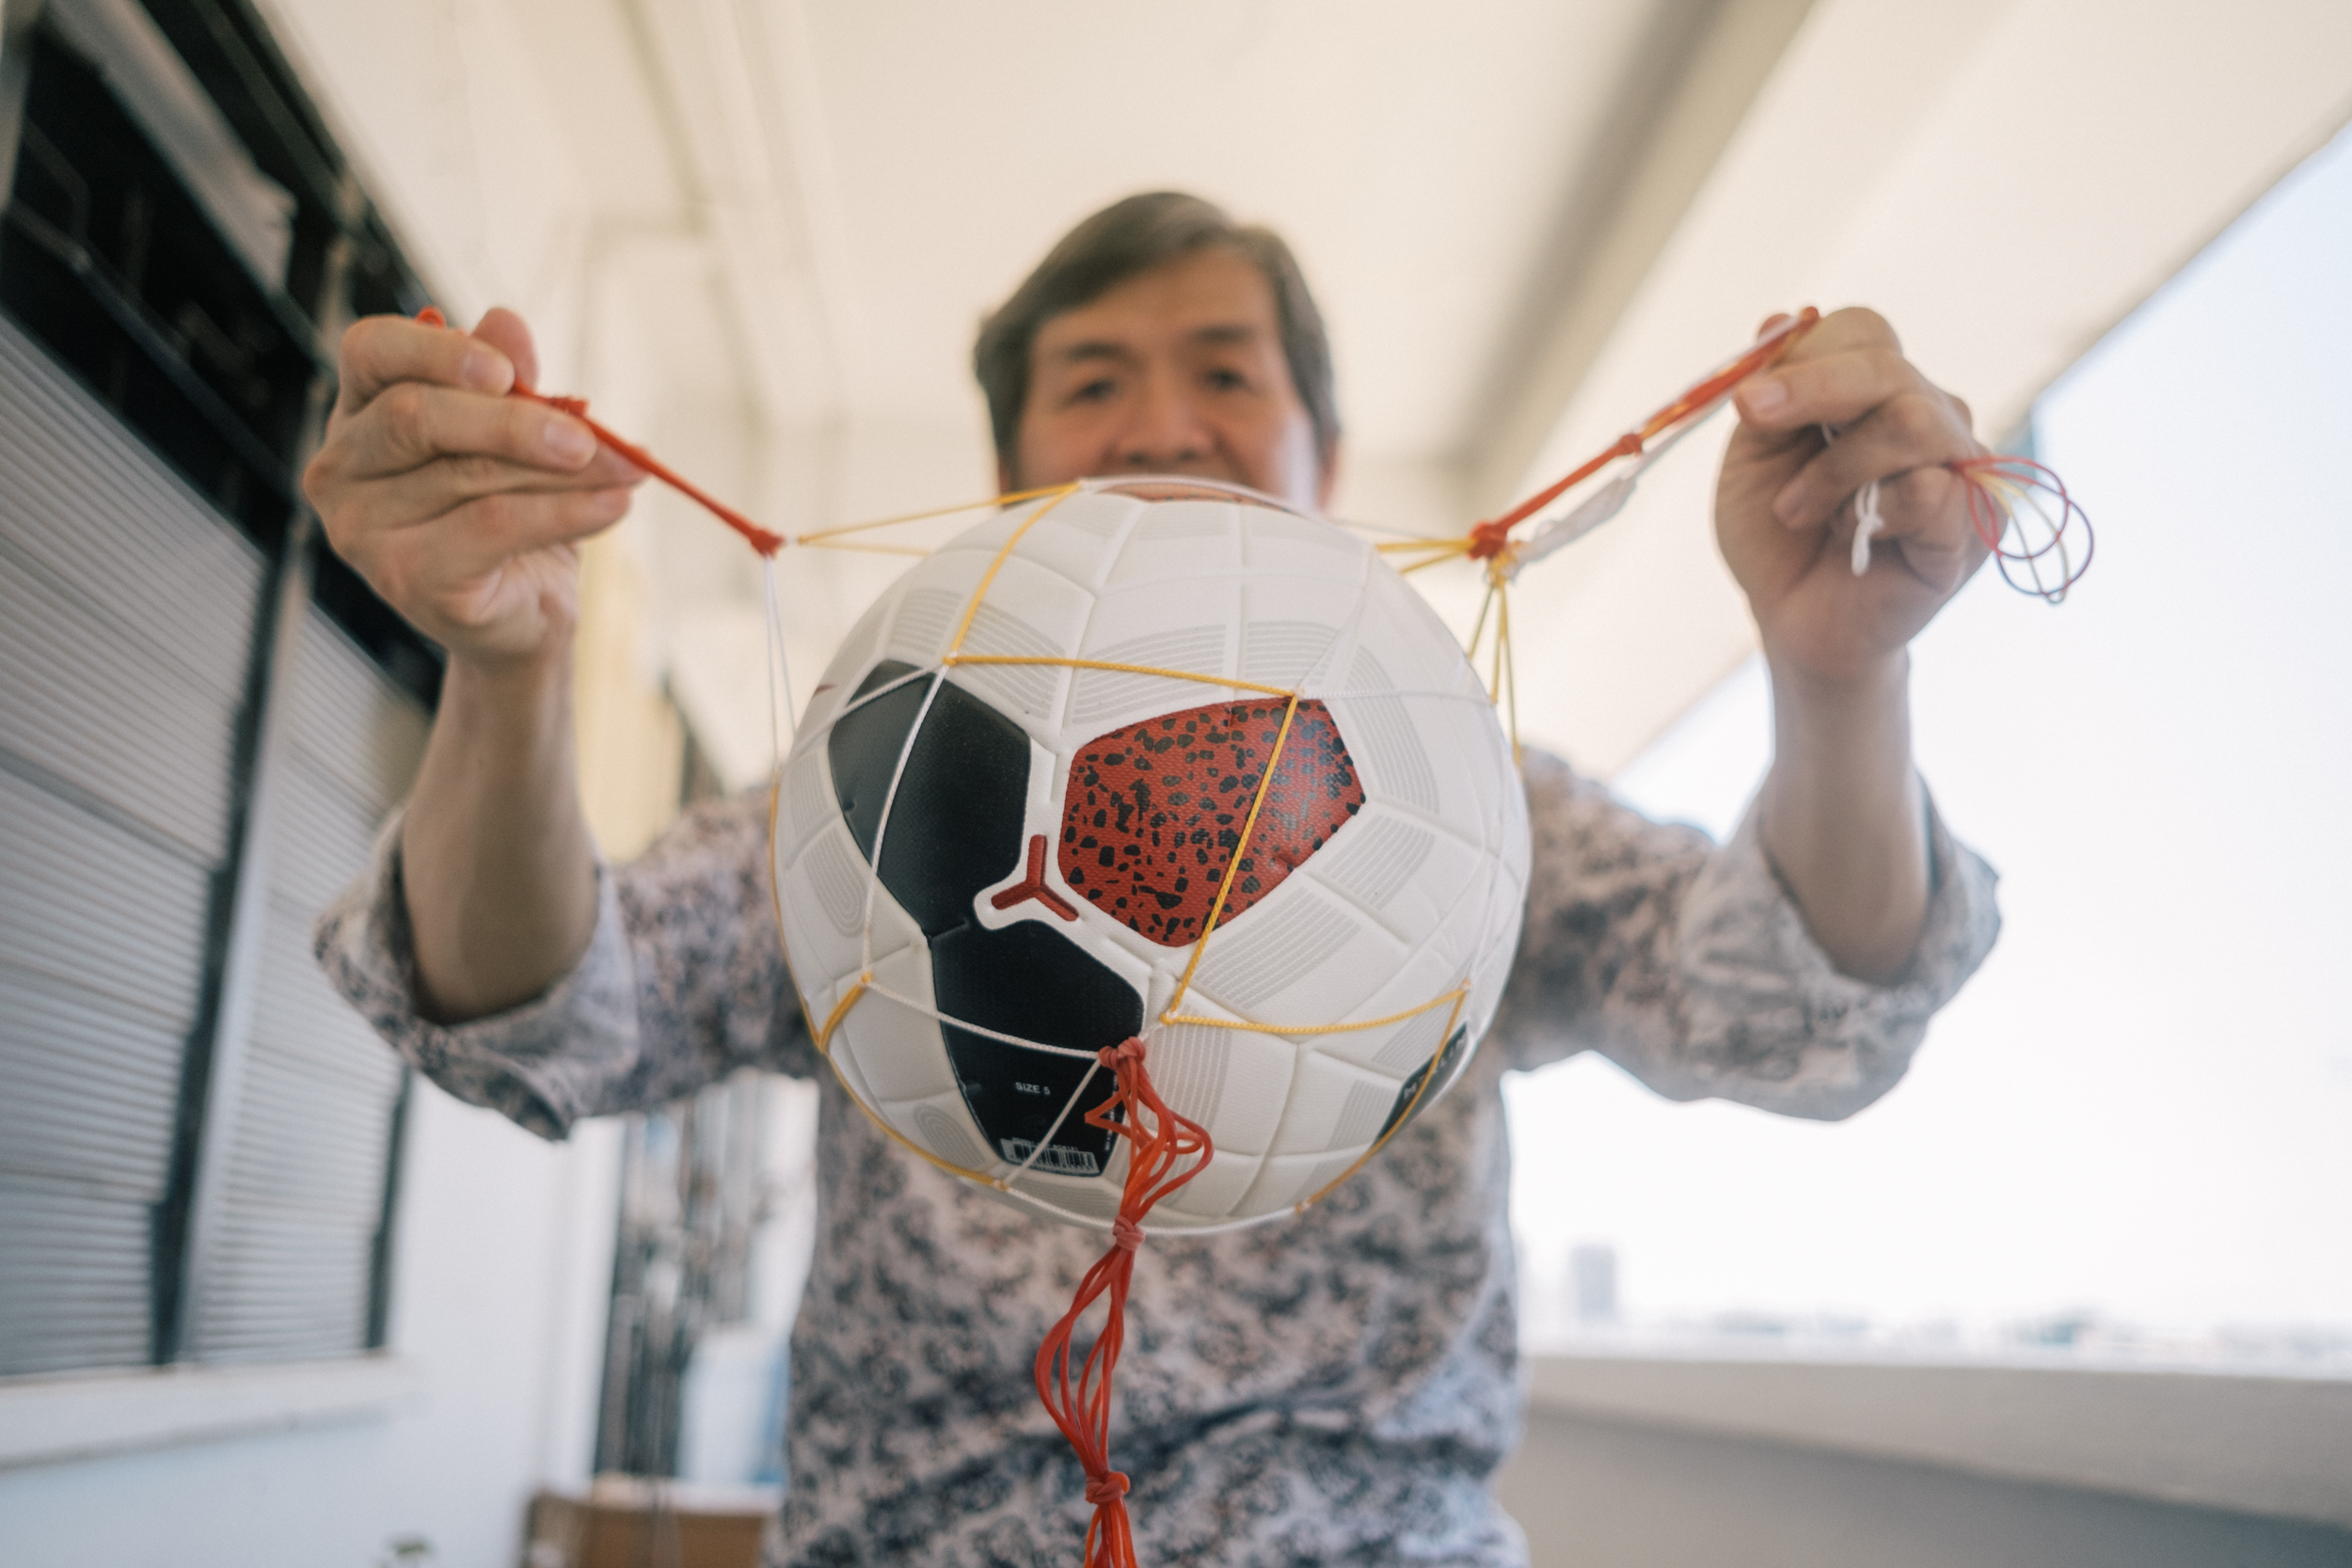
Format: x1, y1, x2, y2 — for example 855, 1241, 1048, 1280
764, 481, 1485, 1567
415, 302, 2090, 1568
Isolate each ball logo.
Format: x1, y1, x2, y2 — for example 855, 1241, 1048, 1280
772, 479, 1530, 1234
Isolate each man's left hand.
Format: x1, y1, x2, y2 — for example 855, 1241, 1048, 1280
1719, 307, 1989, 683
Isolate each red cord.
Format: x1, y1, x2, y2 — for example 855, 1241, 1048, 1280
1948, 452, 2093, 601
1474, 306, 1822, 546
412, 307, 786, 556
1032, 1037, 1213, 1568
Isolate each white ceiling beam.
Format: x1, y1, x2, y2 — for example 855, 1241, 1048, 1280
1463, 0, 1818, 515
622, 0, 844, 434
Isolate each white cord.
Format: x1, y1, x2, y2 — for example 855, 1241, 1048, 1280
760, 554, 795, 764
1851, 479, 1885, 576
1510, 393, 1731, 577
857, 670, 948, 974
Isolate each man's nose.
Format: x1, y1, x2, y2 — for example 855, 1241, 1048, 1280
1118, 372, 1211, 470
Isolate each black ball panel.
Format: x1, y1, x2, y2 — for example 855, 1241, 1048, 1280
829, 659, 1143, 1179
829, 661, 1029, 937
1379, 1024, 1470, 1144
934, 922, 1142, 1175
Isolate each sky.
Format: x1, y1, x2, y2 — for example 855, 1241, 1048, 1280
1503, 121, 2352, 1351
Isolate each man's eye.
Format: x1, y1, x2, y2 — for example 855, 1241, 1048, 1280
1204, 367, 1249, 392
1070, 377, 1119, 404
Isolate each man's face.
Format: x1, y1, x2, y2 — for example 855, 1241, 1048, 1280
1006, 246, 1333, 511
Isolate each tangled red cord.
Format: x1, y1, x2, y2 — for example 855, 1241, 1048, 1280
1032, 1037, 1213, 1568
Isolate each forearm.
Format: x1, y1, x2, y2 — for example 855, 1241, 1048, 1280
401, 638, 597, 1022
1758, 651, 1928, 985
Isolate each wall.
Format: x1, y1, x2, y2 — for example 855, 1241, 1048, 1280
1496, 1410, 2352, 1568
0, 1100, 621, 1565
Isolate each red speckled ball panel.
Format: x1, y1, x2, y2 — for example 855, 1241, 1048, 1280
1059, 698, 1363, 947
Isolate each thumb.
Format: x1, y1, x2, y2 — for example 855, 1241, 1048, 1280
471, 307, 541, 390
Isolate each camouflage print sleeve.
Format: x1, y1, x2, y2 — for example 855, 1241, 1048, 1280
1486, 748, 2000, 1118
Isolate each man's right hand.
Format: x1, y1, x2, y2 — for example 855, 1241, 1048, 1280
303, 307, 644, 666
302, 308, 627, 1022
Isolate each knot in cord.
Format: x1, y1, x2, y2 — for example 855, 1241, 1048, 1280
1110, 1216, 1144, 1252
1099, 1036, 1147, 1071
1085, 1470, 1130, 1507
1466, 518, 1515, 562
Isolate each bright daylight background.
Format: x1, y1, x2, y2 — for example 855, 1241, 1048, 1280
1506, 124, 2352, 1364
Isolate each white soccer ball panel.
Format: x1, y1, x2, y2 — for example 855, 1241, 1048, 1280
1143, 1018, 1296, 1163
1189, 882, 1411, 1029
1237, 1150, 1361, 1217
1238, 504, 1373, 580
836, 944, 956, 1105
1236, 610, 1347, 691
1104, 499, 1242, 584
906, 1098, 995, 1174
1159, 1148, 1263, 1222
1065, 581, 1242, 730
1267, 1050, 1399, 1159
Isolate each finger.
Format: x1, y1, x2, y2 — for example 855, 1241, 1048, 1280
360, 486, 636, 604
337, 314, 512, 414
1771, 388, 1976, 531
340, 379, 612, 482
470, 307, 540, 390
1734, 341, 1922, 434
1871, 467, 1988, 595
364, 451, 649, 541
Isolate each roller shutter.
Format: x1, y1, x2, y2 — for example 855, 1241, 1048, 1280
0, 310, 262, 1375
183, 608, 423, 1362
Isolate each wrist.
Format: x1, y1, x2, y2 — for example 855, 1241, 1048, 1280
444, 624, 576, 716
1764, 642, 1909, 726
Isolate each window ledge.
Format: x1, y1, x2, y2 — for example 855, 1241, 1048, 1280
0, 1354, 421, 1470
1523, 1347, 2352, 1529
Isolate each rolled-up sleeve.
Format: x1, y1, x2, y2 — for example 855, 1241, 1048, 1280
1487, 750, 2000, 1119
313, 790, 813, 1140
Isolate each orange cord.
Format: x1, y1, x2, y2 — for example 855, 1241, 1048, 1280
1032, 1037, 1212, 1568
413, 307, 787, 556
1470, 306, 1822, 557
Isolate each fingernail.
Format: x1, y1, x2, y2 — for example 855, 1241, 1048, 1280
460, 348, 505, 391
545, 420, 596, 465
1744, 378, 1787, 415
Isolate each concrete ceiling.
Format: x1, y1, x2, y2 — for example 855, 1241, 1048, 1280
259, 0, 2352, 787
491, 0, 1798, 488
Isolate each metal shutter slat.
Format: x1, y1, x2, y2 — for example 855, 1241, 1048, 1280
0, 316, 264, 675
0, 1177, 156, 1374
0, 770, 213, 1015
186, 609, 423, 1365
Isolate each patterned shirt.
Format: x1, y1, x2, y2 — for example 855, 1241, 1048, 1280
315, 749, 1999, 1567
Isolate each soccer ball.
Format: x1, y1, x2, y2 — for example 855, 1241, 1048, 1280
771, 479, 1528, 1232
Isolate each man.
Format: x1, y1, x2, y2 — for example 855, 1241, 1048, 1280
309, 193, 1997, 1565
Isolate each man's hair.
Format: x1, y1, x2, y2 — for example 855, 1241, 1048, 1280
974, 191, 1341, 476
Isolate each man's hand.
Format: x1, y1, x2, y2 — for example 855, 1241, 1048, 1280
1718, 307, 1989, 684
1712, 307, 1988, 987
302, 308, 630, 1022
302, 308, 643, 668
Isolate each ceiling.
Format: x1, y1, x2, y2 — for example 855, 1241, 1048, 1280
257, 0, 2352, 787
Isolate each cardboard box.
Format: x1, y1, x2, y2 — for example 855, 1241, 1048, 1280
525, 1477, 778, 1568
